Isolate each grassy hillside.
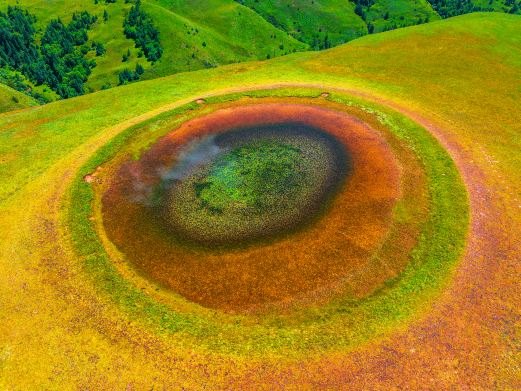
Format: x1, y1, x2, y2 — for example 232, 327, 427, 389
0, 13, 519, 388
140, 0, 307, 81
0, 83, 38, 113
237, 0, 440, 41
0, 0, 307, 92
235, 0, 368, 48
366, 0, 441, 32
1, 0, 518, 101
1, 12, 520, 201
427, 0, 520, 17
238, 0, 519, 40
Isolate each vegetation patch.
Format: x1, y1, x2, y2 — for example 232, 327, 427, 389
1, 0, 518, 106
0, 6, 98, 98
194, 141, 305, 214
123, 0, 163, 62
146, 123, 350, 247
0, 83, 38, 113
426, 0, 520, 17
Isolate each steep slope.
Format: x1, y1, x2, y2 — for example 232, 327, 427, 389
140, 0, 308, 81
0, 13, 519, 389
235, 0, 368, 48
2, 0, 518, 101
237, 0, 519, 40
0, 83, 38, 113
427, 0, 520, 17
365, 0, 441, 32
237, 0, 440, 40
0, 0, 307, 92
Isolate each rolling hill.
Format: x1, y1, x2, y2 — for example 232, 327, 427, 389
0, 0, 307, 96
236, 0, 441, 42
0, 13, 520, 388
235, 0, 369, 48
1, 0, 520, 109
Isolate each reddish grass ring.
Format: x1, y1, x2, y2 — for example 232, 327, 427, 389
101, 103, 408, 313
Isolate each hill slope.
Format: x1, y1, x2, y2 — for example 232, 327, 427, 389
237, 0, 520, 39
237, 0, 441, 42
235, 0, 368, 48
139, 0, 307, 81
365, 0, 441, 32
1, 12, 520, 201
1, 0, 519, 101
0, 83, 38, 113
0, 0, 307, 93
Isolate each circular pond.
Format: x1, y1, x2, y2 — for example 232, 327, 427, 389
101, 103, 403, 312
154, 123, 350, 245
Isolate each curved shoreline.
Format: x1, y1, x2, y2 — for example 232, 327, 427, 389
99, 102, 403, 312
64, 89, 466, 359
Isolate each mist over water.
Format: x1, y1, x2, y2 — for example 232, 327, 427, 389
158, 135, 223, 182
122, 135, 224, 206
152, 123, 351, 247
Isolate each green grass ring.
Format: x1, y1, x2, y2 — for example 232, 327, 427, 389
65, 88, 468, 357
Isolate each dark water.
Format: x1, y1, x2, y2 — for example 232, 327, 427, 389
147, 123, 352, 248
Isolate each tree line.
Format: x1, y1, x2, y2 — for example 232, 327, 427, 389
426, 0, 520, 18
0, 7, 98, 99
1, 1, 164, 98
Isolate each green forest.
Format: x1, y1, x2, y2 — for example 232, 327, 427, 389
0, 1, 161, 99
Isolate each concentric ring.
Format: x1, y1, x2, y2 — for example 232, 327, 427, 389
67, 89, 468, 354
100, 103, 407, 312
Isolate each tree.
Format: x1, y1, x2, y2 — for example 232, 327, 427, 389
118, 68, 133, 84
93, 41, 105, 56
39, 11, 97, 97
354, 4, 365, 19
0, 7, 97, 99
322, 34, 330, 50
123, 0, 163, 62
118, 66, 141, 85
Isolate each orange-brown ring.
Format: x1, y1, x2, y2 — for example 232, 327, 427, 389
101, 103, 402, 313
